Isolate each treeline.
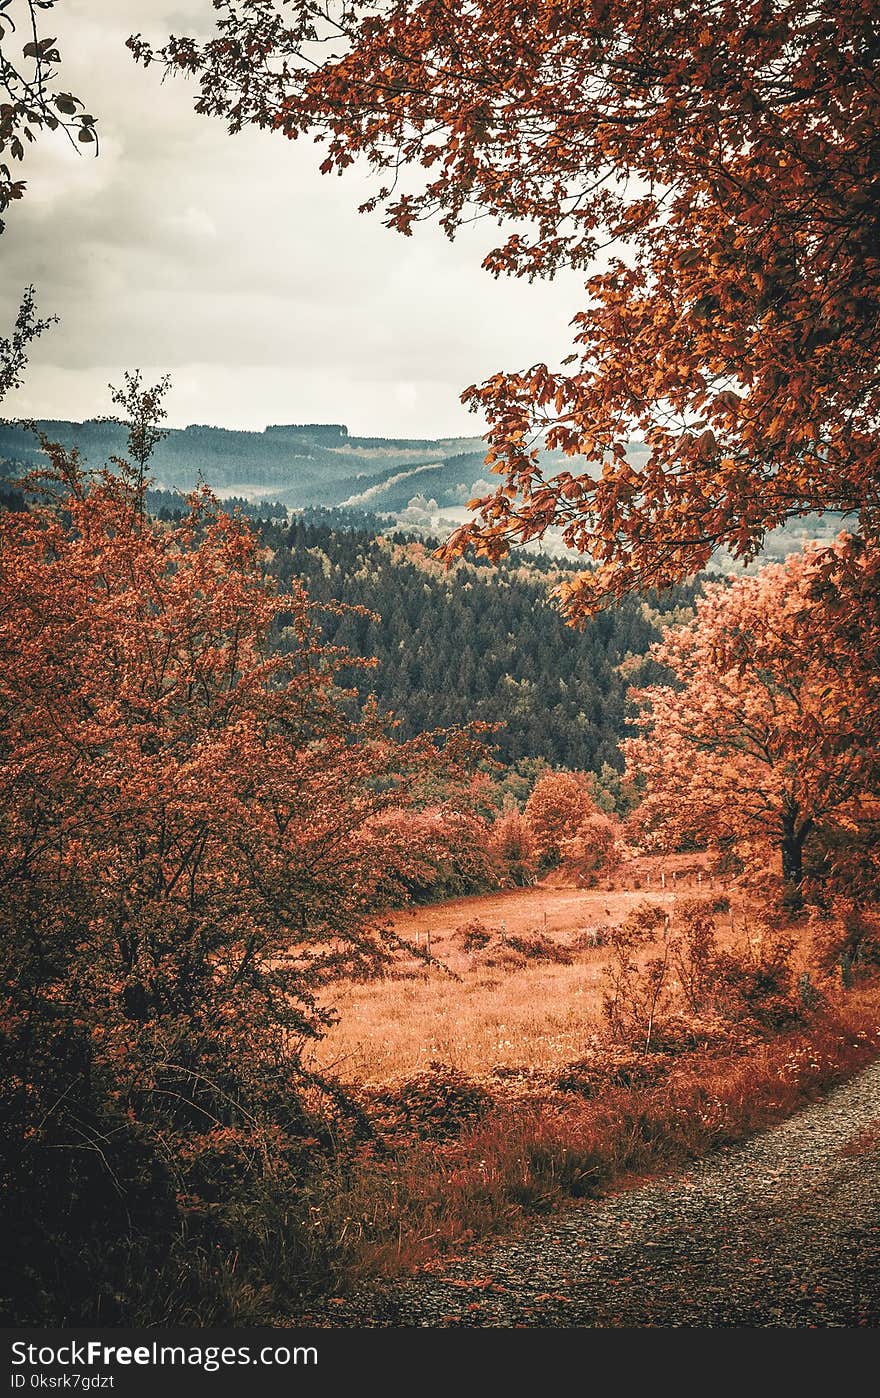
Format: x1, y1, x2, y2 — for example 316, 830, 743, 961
0, 416, 487, 508
261, 517, 700, 772
148, 487, 288, 521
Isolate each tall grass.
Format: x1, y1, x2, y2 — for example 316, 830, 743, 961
311, 991, 880, 1284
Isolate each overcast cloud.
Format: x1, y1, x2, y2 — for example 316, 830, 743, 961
0, 0, 585, 436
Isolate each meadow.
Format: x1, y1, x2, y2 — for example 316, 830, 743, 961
298, 857, 880, 1289
314, 857, 733, 1082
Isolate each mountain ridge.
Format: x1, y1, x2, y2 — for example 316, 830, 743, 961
0, 415, 846, 564
0, 415, 495, 512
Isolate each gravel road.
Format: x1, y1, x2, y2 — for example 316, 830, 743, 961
309, 1061, 880, 1327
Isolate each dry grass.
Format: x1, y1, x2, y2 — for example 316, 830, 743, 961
313, 959, 605, 1081
311, 869, 759, 1084
316, 990, 880, 1284
294, 868, 880, 1291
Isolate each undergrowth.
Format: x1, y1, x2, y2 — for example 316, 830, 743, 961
323, 989, 880, 1284
5, 897, 880, 1325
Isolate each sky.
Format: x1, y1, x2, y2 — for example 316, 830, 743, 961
0, 0, 584, 437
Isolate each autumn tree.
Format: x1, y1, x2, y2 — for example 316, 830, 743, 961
622, 545, 880, 891
560, 810, 623, 885
522, 769, 597, 867
0, 393, 480, 1319
366, 803, 496, 902
488, 801, 537, 887
132, 1, 880, 615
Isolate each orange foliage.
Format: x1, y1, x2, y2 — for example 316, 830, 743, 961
365, 804, 496, 903
487, 803, 538, 887
522, 770, 597, 867
0, 459, 456, 1028
622, 543, 880, 889
0, 428, 481, 1264
560, 811, 624, 885
136, 2, 880, 614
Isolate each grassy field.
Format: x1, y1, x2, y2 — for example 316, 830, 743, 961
291, 857, 880, 1290
312, 856, 762, 1083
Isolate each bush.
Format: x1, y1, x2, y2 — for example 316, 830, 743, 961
670, 899, 719, 1014
573, 926, 606, 950
713, 930, 800, 1029
505, 932, 574, 964
600, 900, 804, 1051
812, 901, 880, 977
560, 811, 625, 885
488, 803, 538, 886
369, 1067, 493, 1142
0, 412, 483, 1322
455, 919, 494, 952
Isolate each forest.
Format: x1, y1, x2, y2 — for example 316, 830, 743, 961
263, 515, 698, 772
0, 412, 497, 511
1, 0, 879, 1334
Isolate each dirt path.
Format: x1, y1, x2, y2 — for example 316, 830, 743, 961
308, 1062, 880, 1327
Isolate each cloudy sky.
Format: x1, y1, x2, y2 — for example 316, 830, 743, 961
1, 0, 584, 436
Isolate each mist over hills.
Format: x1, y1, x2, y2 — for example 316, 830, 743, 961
0, 415, 843, 562
0, 415, 507, 515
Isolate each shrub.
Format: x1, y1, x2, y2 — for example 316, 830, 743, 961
560, 811, 625, 885
369, 806, 497, 903
602, 904, 673, 1051
0, 410, 482, 1322
812, 901, 880, 977
670, 899, 719, 1014
488, 803, 538, 886
369, 1067, 493, 1142
455, 919, 494, 952
707, 928, 801, 1030
573, 926, 607, 950
505, 932, 574, 964
601, 900, 804, 1051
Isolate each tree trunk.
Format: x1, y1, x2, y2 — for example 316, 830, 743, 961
780, 795, 813, 887
781, 829, 803, 883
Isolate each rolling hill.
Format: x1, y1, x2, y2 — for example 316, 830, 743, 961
0, 415, 845, 561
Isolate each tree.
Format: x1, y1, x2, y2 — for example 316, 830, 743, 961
1, 3, 99, 406
622, 545, 880, 890
488, 801, 537, 887
0, 426, 478, 1052
1, 1, 98, 231
104, 369, 172, 501
783, 530, 880, 893
0, 283, 54, 404
131, 1, 880, 615
522, 769, 596, 867
0, 395, 480, 1317
560, 810, 623, 885
367, 803, 496, 902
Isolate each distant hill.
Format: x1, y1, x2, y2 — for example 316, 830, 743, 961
0, 415, 847, 559
0, 416, 502, 513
